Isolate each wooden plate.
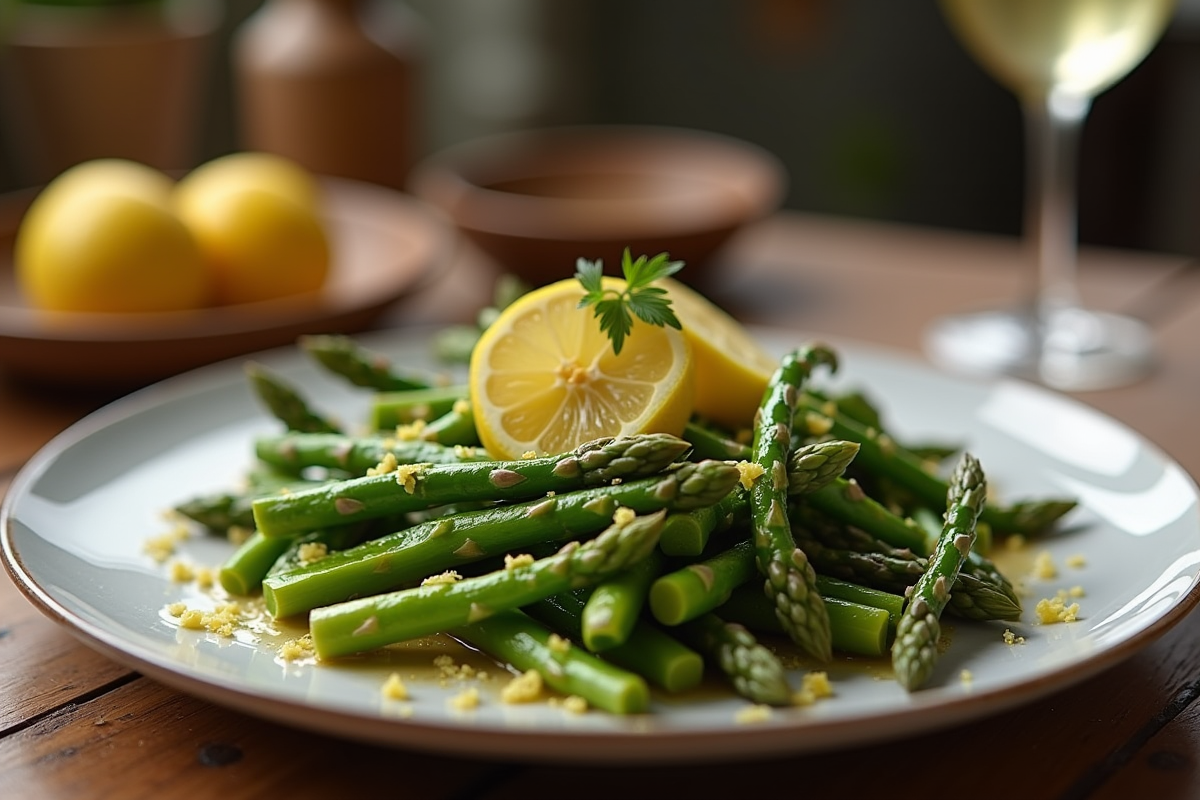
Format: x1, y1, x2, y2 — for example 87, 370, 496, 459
0, 176, 451, 389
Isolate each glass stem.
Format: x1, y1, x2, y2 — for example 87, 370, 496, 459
1022, 90, 1092, 326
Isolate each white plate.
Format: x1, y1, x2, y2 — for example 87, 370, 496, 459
3, 328, 1199, 763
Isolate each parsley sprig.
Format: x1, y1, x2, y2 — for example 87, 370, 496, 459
576, 249, 684, 355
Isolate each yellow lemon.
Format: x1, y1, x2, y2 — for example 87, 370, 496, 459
14, 158, 209, 313
173, 153, 330, 306
469, 277, 695, 459
660, 277, 778, 430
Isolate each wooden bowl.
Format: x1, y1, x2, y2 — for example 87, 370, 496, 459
0, 177, 451, 390
409, 125, 787, 286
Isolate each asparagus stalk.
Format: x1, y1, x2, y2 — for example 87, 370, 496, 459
220, 521, 385, 596
786, 439, 862, 495
683, 421, 752, 461
717, 583, 893, 658
262, 459, 741, 618
650, 531, 904, 653
172, 469, 329, 533
174, 490, 260, 533
524, 590, 704, 693
815, 574, 904, 627
417, 399, 481, 447
254, 432, 491, 477
244, 361, 342, 433
452, 610, 650, 715
749, 345, 838, 661
308, 510, 665, 659
791, 506, 1022, 621
796, 394, 1076, 536
822, 599, 892, 656
801, 477, 928, 554
649, 539, 757, 626
892, 452, 987, 691
674, 613, 793, 706
657, 438, 860, 557
219, 531, 294, 595
581, 548, 661, 651
658, 487, 746, 557
370, 385, 470, 429
251, 433, 692, 538
298, 333, 432, 391
913, 504, 992, 558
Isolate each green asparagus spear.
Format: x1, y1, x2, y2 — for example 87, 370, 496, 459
651, 534, 903, 654
802, 477, 930, 555
913, 504, 992, 558
786, 439, 862, 495
452, 610, 650, 714
580, 548, 661, 651
244, 361, 342, 433
819, 598, 894, 657
219, 531, 294, 595
717, 582, 893, 658
262, 458, 741, 618
815, 574, 905, 627
254, 432, 491, 477
796, 394, 1075, 536
657, 438, 860, 557
524, 590, 704, 693
750, 345, 838, 661
172, 469, 329, 533
674, 613, 793, 706
683, 421, 752, 461
649, 539, 757, 626
370, 385, 470, 429
174, 490, 260, 533
658, 487, 747, 557
892, 452, 987, 691
220, 521, 385, 596
298, 334, 432, 391
251, 433, 692, 538
790, 513, 1021, 621
308, 509, 666, 659
417, 398, 481, 447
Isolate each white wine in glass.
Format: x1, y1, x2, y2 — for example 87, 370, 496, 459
926, 0, 1178, 390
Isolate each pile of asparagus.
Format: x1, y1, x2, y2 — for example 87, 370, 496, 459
173, 334, 1076, 713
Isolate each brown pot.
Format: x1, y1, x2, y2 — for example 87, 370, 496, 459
0, 0, 222, 185
232, 0, 424, 191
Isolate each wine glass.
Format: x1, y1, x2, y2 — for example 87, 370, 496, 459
925, 0, 1178, 391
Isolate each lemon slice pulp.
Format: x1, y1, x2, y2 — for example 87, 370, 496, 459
469, 277, 694, 459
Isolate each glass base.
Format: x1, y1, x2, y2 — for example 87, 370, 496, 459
924, 306, 1154, 391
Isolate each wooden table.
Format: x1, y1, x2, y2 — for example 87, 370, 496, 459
3, 212, 1199, 799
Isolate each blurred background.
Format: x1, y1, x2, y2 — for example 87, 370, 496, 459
1, 0, 1198, 257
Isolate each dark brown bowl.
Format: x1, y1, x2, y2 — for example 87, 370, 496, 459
409, 125, 787, 286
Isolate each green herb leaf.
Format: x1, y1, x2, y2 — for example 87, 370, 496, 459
576, 249, 685, 354
575, 258, 605, 295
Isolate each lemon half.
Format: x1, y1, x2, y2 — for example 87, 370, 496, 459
469, 277, 695, 459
